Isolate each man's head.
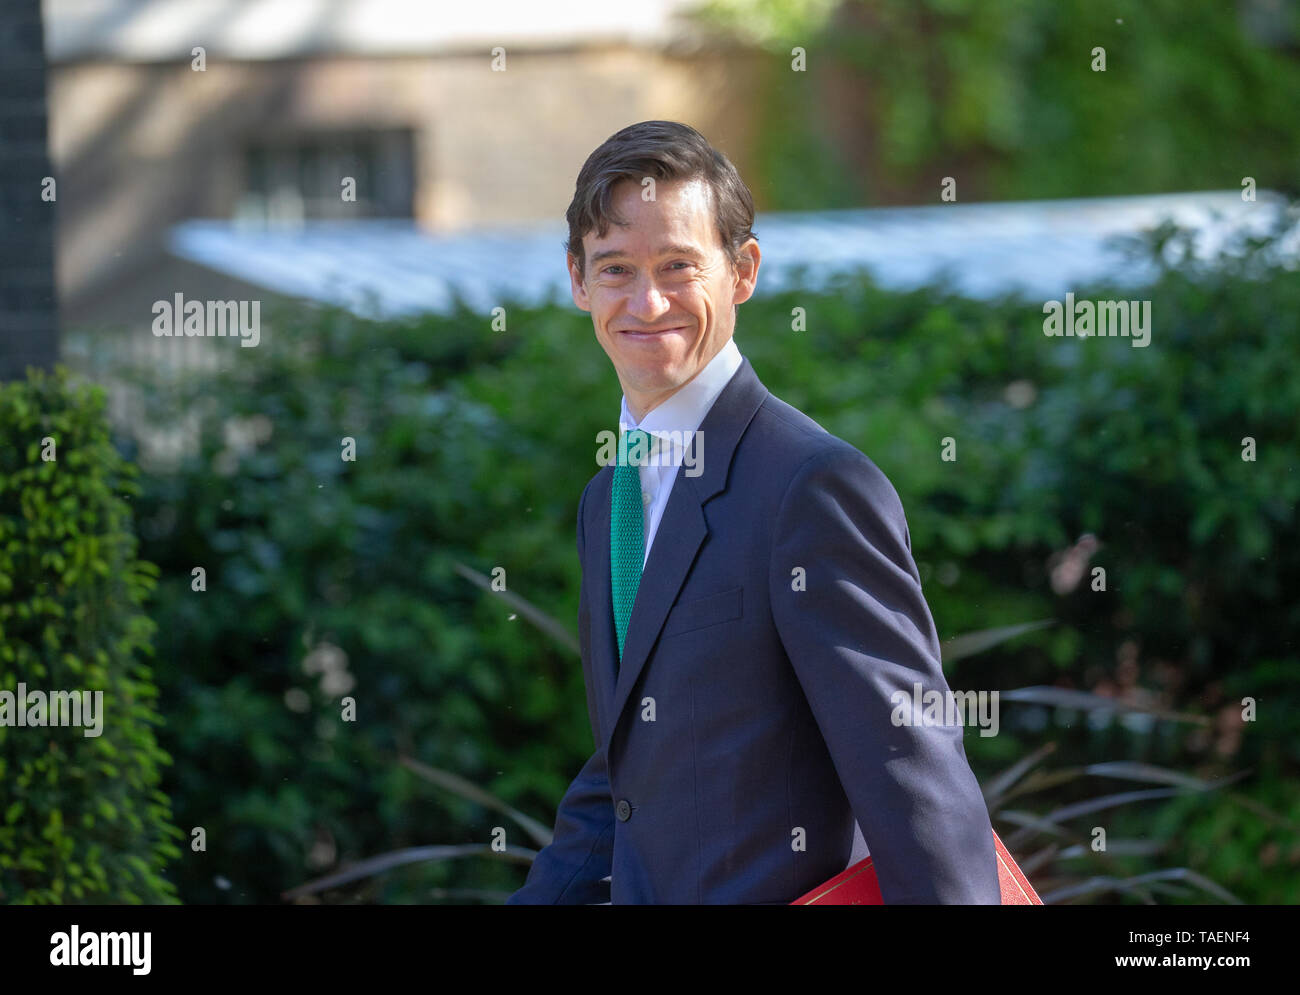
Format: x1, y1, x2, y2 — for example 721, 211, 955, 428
565, 121, 760, 421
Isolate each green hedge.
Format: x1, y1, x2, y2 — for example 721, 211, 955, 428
87, 212, 1300, 903
0, 368, 182, 903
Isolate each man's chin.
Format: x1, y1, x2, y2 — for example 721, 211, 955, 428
621, 367, 688, 398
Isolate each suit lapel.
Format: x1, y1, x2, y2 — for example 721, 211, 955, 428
597, 356, 770, 749
587, 468, 619, 733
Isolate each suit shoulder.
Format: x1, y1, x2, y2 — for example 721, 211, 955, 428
752, 391, 832, 446
750, 393, 900, 504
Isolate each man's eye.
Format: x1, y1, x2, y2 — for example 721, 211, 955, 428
603, 265, 627, 275
669, 261, 692, 270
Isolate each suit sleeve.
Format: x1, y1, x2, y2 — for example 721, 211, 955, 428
505, 746, 615, 904
506, 479, 615, 904
768, 444, 1000, 903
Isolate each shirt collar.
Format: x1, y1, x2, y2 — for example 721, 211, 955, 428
618, 337, 744, 459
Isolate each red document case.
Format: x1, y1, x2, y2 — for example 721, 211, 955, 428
791, 829, 1042, 904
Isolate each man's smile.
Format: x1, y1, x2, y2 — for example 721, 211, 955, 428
618, 325, 690, 340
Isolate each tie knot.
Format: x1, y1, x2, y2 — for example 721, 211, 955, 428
618, 428, 653, 468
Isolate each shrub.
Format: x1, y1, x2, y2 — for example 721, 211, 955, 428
0, 367, 182, 904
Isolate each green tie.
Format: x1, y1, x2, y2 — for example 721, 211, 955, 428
611, 428, 651, 663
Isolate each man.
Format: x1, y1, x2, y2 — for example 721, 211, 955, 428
507, 121, 1000, 904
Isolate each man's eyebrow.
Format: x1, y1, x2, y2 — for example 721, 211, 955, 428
589, 243, 703, 265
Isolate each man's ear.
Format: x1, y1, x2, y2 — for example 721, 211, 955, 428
730, 238, 761, 307
568, 252, 591, 312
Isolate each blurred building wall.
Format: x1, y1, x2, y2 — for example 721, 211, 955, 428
43, 0, 763, 330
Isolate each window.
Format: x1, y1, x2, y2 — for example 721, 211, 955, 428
237, 129, 415, 221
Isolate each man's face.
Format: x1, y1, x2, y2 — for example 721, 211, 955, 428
568, 176, 759, 421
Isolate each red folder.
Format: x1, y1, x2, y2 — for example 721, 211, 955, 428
791, 829, 1042, 904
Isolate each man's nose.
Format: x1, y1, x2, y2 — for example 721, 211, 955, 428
625, 277, 672, 320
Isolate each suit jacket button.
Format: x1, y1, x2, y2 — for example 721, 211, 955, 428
615, 799, 632, 821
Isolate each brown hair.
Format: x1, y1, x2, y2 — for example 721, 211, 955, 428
565, 120, 757, 278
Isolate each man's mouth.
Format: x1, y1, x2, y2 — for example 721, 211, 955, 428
620, 326, 687, 337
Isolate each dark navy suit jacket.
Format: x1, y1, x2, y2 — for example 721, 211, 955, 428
508, 356, 1000, 904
